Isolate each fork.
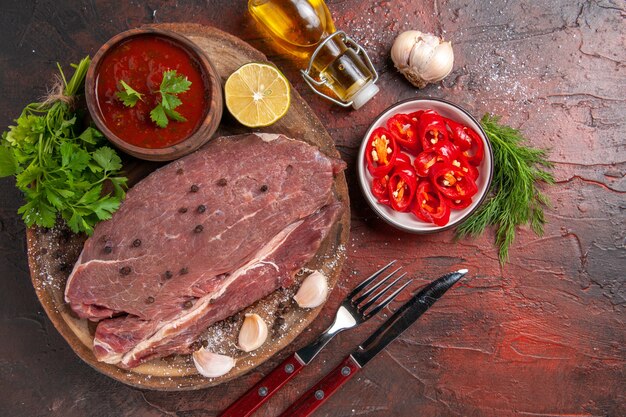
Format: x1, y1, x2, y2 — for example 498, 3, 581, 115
219, 261, 411, 417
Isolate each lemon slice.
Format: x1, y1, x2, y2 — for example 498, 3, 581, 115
225, 63, 291, 128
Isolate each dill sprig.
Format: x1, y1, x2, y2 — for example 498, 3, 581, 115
456, 114, 554, 264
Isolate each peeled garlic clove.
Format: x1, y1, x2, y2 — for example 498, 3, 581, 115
294, 271, 328, 309
192, 348, 236, 378
238, 313, 268, 352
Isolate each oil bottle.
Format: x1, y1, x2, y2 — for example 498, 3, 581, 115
248, 0, 379, 109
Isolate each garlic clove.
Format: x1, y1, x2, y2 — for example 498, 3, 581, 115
238, 313, 268, 352
192, 348, 236, 378
419, 41, 454, 83
391, 30, 423, 70
391, 30, 454, 88
294, 271, 329, 309
408, 33, 440, 73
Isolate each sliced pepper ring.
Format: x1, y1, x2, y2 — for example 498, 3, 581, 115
365, 127, 398, 177
431, 165, 478, 200
387, 113, 420, 152
387, 165, 417, 212
418, 113, 450, 150
411, 179, 451, 226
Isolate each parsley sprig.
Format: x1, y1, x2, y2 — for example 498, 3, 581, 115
0, 57, 127, 235
456, 114, 554, 264
117, 70, 191, 128
116, 80, 143, 107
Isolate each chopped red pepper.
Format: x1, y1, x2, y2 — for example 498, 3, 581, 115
418, 112, 449, 150
414, 150, 446, 177
387, 113, 420, 152
433, 141, 461, 160
411, 179, 450, 226
371, 174, 390, 205
444, 118, 473, 151
449, 155, 479, 180
387, 165, 417, 212
413, 142, 459, 177
408, 110, 424, 124
431, 165, 478, 200
448, 197, 472, 210
365, 127, 397, 177
462, 127, 485, 166
395, 152, 413, 169
365, 108, 486, 227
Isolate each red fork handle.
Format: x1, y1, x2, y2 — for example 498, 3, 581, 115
219, 353, 305, 417
278, 355, 361, 417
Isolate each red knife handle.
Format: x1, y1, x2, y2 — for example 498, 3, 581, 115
219, 353, 305, 417
278, 355, 361, 417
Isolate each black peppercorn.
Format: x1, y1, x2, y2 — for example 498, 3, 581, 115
190, 184, 199, 192
132, 239, 141, 247
183, 300, 194, 309
216, 178, 227, 187
260, 184, 268, 193
180, 267, 188, 275
104, 245, 112, 254
194, 225, 204, 233
176, 168, 184, 175
120, 266, 131, 275
165, 270, 173, 279
197, 204, 206, 213
178, 207, 188, 214
146, 296, 155, 304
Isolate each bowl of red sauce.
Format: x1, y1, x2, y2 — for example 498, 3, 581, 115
85, 28, 223, 161
358, 98, 494, 233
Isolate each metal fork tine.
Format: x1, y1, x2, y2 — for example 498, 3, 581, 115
346, 260, 397, 300
365, 278, 414, 319
352, 267, 402, 306
359, 272, 407, 312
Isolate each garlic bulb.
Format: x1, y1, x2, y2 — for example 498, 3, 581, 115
238, 313, 268, 352
294, 271, 329, 309
391, 30, 454, 88
192, 348, 236, 378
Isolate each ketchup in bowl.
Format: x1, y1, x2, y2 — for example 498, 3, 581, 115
95, 35, 209, 149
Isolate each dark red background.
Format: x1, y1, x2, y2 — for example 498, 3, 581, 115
1, 1, 624, 416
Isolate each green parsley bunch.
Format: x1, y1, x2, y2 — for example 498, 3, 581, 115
0, 57, 127, 235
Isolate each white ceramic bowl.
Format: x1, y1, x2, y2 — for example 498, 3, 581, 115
358, 98, 493, 233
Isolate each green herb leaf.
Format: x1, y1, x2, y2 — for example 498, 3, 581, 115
455, 114, 554, 264
151, 70, 191, 127
160, 93, 183, 110
92, 196, 121, 221
116, 80, 144, 107
78, 126, 103, 144
164, 107, 187, 123
160, 70, 192, 95
0, 146, 17, 177
92, 146, 122, 172
150, 104, 169, 128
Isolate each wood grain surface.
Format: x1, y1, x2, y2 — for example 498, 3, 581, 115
25, 23, 350, 390
1, 1, 624, 416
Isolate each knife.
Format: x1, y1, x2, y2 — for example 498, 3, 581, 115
278, 269, 467, 417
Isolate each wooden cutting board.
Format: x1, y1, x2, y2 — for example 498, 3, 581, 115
26, 23, 350, 391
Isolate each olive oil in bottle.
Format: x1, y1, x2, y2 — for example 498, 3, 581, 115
248, 0, 379, 109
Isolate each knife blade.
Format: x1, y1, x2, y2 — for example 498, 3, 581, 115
278, 269, 467, 417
